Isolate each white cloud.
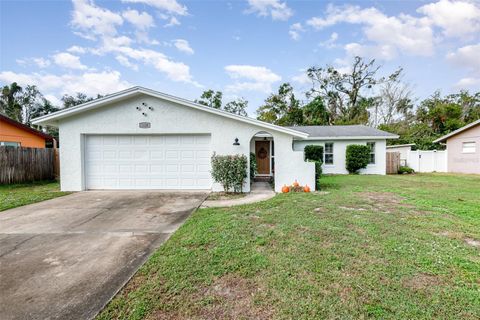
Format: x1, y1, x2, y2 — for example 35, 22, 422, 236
0, 0, 196, 97
447, 43, 480, 90
291, 71, 310, 85
446, 43, 480, 71
135, 31, 160, 45
44, 94, 63, 106
319, 32, 338, 49
16, 57, 51, 68
68, 0, 198, 85
164, 16, 180, 27
225, 64, 281, 93
246, 0, 293, 21
67, 45, 87, 54
306, 4, 435, 57
115, 55, 139, 70
71, 0, 123, 39
289, 22, 304, 40
454, 77, 480, 89
417, 0, 480, 38
122, 0, 188, 15
33, 58, 51, 68
52, 52, 88, 70
109, 45, 200, 85
172, 39, 194, 55
122, 9, 155, 30
0, 70, 131, 99
344, 42, 397, 61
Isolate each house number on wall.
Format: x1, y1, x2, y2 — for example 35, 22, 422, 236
139, 122, 151, 129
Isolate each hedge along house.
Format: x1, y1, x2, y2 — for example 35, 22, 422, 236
289, 125, 399, 174
32, 87, 315, 193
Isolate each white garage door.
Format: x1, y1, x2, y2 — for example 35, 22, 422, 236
85, 135, 212, 189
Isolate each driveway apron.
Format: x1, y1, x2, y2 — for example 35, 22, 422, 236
0, 190, 208, 320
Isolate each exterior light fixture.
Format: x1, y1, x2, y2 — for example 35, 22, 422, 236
233, 138, 240, 146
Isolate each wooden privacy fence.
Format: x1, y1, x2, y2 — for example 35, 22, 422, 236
0, 147, 60, 184
386, 152, 400, 174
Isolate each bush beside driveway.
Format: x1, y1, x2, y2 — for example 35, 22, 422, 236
98, 174, 480, 319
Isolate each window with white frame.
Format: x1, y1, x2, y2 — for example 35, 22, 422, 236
367, 142, 376, 164
462, 142, 476, 153
324, 142, 334, 164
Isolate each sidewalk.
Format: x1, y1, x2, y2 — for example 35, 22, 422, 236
200, 182, 275, 208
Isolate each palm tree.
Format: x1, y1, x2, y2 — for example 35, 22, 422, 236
0, 82, 23, 122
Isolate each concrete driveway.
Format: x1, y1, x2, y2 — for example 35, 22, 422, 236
0, 190, 208, 320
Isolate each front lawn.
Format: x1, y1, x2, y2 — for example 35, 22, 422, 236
0, 181, 69, 211
98, 174, 480, 319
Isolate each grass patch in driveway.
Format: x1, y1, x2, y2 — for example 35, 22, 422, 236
0, 181, 70, 211
97, 174, 480, 319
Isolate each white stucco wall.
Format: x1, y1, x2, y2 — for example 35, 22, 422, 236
293, 139, 387, 174
57, 94, 315, 192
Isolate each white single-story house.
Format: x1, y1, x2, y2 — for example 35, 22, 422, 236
433, 119, 480, 175
32, 87, 398, 192
291, 125, 398, 174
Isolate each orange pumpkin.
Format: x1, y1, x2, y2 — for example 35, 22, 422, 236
282, 184, 290, 193
303, 185, 311, 193
292, 180, 299, 187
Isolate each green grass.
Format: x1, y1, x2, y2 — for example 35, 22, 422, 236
206, 192, 247, 201
0, 181, 69, 211
98, 174, 480, 319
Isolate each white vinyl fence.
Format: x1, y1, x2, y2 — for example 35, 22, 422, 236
407, 150, 447, 173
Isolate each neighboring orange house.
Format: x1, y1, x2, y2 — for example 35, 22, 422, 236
0, 113, 55, 148
434, 119, 480, 175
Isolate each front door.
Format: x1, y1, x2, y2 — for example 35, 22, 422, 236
255, 140, 270, 175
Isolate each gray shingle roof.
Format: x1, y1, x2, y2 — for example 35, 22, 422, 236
286, 125, 398, 138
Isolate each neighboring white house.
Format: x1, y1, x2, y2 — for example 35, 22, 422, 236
32, 87, 398, 192
290, 125, 398, 174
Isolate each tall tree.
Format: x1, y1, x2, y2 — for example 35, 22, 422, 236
195, 89, 222, 109
0, 82, 23, 121
302, 96, 330, 125
306, 56, 402, 124
61, 93, 99, 108
256, 83, 303, 126
224, 98, 248, 116
416, 91, 464, 135
20, 85, 45, 125
447, 91, 480, 124
370, 77, 414, 127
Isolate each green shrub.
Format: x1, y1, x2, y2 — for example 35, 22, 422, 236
304, 145, 324, 190
249, 152, 257, 181
304, 145, 323, 162
345, 145, 370, 174
211, 154, 248, 193
312, 160, 322, 190
398, 166, 415, 174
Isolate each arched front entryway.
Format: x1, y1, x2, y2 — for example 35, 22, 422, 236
249, 131, 275, 183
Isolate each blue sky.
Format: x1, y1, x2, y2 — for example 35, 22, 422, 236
1, 0, 479, 115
